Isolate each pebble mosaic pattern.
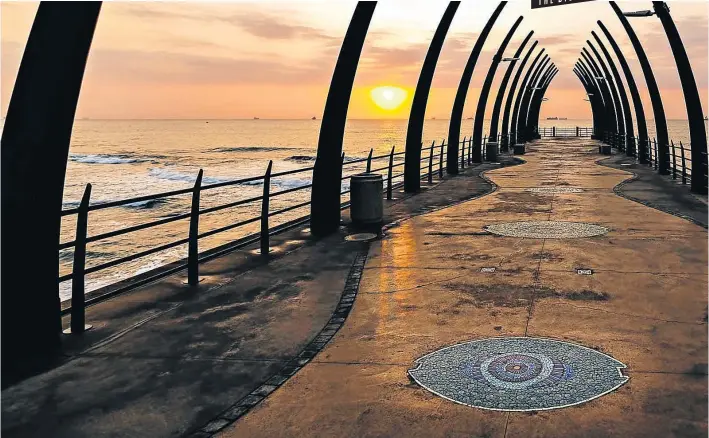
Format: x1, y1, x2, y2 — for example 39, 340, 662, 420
526, 187, 583, 194
484, 221, 608, 239
409, 337, 628, 411
345, 233, 378, 242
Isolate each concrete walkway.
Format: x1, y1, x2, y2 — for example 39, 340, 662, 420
220, 138, 708, 438
1, 155, 513, 438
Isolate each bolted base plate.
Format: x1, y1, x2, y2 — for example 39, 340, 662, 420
63, 324, 93, 335
182, 277, 205, 285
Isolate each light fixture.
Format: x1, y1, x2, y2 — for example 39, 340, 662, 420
542, 98, 549, 101
583, 98, 591, 101
587, 93, 594, 96
595, 77, 605, 81
623, 10, 655, 17
502, 57, 520, 62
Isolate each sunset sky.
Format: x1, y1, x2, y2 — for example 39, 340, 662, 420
1, 1, 707, 120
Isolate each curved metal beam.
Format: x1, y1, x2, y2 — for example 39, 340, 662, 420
592, 31, 634, 156
404, 2, 459, 192
581, 50, 617, 138
577, 61, 607, 138
311, 2, 376, 235
1, 1, 102, 378
597, 21, 649, 162
528, 68, 558, 136
501, 40, 538, 149
471, 16, 524, 162
523, 63, 555, 140
574, 68, 602, 135
517, 55, 550, 143
447, 2, 506, 174
609, 1, 670, 174
510, 48, 545, 145
653, 1, 707, 193
587, 41, 625, 148
488, 31, 534, 152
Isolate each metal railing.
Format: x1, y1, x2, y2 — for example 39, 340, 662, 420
536, 126, 595, 138
60, 139, 475, 333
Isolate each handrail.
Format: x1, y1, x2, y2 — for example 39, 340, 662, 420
60, 140, 457, 323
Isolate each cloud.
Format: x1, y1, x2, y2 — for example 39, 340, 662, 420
80, 48, 337, 86
119, 4, 339, 45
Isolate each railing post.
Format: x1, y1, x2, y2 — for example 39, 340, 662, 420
260, 161, 273, 256
366, 148, 373, 173
552, 126, 556, 137
671, 141, 677, 180
463, 138, 473, 164
680, 141, 687, 185
576, 126, 579, 137
653, 138, 658, 171
428, 141, 434, 184
438, 140, 445, 178
187, 170, 203, 285
387, 146, 394, 199
460, 136, 466, 170
67, 183, 92, 335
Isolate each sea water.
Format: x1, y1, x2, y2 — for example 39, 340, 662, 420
58, 118, 693, 300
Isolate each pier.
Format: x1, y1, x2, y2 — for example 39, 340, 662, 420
2, 1, 708, 437
2, 138, 707, 438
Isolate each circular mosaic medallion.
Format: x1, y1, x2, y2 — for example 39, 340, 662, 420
484, 221, 608, 239
526, 187, 583, 194
408, 337, 628, 411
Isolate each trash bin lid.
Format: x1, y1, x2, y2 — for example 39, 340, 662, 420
351, 172, 383, 181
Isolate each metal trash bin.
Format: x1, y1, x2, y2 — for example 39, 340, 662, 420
513, 144, 526, 155
350, 173, 383, 226
486, 142, 499, 162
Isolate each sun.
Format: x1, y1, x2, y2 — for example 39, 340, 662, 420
370, 86, 408, 111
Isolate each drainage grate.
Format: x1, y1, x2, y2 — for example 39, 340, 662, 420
480, 267, 496, 273
576, 268, 593, 275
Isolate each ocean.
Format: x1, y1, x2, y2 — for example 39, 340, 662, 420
59, 118, 694, 300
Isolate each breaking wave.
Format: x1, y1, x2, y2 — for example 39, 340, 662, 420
70, 153, 164, 165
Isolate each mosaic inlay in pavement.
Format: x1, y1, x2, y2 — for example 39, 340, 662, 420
408, 337, 628, 411
484, 221, 608, 239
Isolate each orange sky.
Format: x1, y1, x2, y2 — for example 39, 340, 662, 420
1, 1, 707, 120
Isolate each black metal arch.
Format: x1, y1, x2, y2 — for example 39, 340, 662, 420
488, 31, 534, 152
471, 15, 524, 162
527, 67, 558, 136
311, 2, 376, 236
510, 49, 546, 145
522, 62, 555, 140
609, 1, 670, 174
517, 55, 550, 142
576, 60, 607, 138
591, 32, 634, 155
573, 67, 603, 136
447, 2, 506, 174
587, 40, 625, 148
501, 40, 538, 149
652, 2, 707, 193
581, 50, 617, 139
404, 1, 459, 192
1, 1, 103, 380
597, 20, 649, 162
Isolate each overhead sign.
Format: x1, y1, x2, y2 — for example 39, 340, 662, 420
532, 0, 595, 9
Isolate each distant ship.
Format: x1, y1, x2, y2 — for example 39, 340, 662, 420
311, 117, 316, 120
254, 117, 260, 120
704, 116, 708, 121
466, 117, 473, 120
546, 117, 559, 120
